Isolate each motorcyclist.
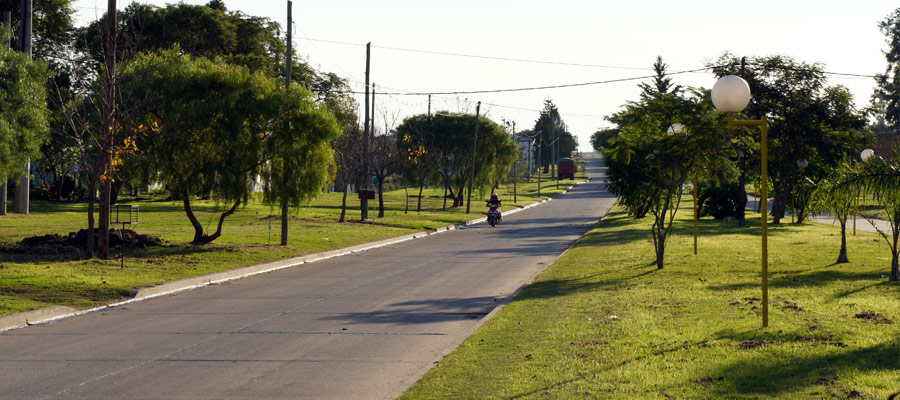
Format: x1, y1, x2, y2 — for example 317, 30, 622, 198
485, 193, 502, 222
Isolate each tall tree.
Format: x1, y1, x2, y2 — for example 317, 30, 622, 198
396, 112, 517, 208
260, 83, 340, 245
0, 30, 50, 199
875, 8, 900, 131
120, 49, 276, 244
710, 54, 871, 224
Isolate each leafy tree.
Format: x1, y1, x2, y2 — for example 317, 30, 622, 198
120, 49, 278, 244
0, 30, 50, 192
590, 128, 618, 152
0, 0, 75, 62
395, 112, 517, 208
260, 83, 340, 245
812, 165, 856, 263
710, 54, 871, 224
604, 81, 731, 268
875, 8, 900, 131
532, 100, 576, 172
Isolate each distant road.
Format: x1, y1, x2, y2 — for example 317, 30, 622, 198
0, 154, 616, 400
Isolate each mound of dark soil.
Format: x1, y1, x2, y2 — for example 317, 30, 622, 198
854, 311, 893, 324
20, 229, 164, 252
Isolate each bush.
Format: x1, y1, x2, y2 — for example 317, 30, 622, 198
697, 184, 741, 219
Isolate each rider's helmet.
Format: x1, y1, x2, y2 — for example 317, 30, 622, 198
491, 193, 499, 201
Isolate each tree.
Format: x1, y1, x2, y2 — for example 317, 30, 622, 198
333, 126, 365, 222
875, 8, 900, 131
590, 128, 618, 152
0, 30, 50, 198
838, 150, 900, 281
603, 70, 732, 268
812, 166, 856, 263
395, 112, 517, 208
532, 100, 576, 172
709, 54, 871, 224
120, 49, 276, 244
260, 83, 340, 245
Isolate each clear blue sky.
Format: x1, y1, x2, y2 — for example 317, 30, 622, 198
73, 1, 899, 151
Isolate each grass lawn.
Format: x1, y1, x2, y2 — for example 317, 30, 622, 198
400, 200, 900, 399
0, 170, 586, 316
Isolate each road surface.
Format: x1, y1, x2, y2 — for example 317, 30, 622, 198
0, 154, 616, 400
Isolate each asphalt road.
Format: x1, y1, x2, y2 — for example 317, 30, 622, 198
0, 154, 616, 400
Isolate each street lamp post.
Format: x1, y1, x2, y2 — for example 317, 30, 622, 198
711, 75, 771, 328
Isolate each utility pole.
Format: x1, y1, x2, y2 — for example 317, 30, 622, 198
1, 11, 10, 216
466, 101, 481, 214
97, 0, 118, 258
512, 121, 517, 203
13, 0, 32, 215
280, 0, 291, 246
361, 42, 370, 220
537, 129, 542, 198
427, 94, 431, 117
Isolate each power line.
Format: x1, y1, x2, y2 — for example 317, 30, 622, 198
297, 37, 651, 71
331, 67, 711, 96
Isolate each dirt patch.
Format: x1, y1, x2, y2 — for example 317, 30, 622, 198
777, 298, 804, 313
854, 311, 893, 324
738, 339, 766, 349
20, 229, 165, 253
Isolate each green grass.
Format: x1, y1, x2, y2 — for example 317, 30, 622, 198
0, 170, 586, 316
400, 200, 900, 399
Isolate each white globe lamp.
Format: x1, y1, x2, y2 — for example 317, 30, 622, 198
860, 148, 875, 162
711, 75, 751, 113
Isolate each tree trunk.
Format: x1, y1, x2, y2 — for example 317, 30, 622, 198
738, 149, 747, 226
892, 230, 900, 282
85, 178, 97, 258
417, 185, 423, 212
183, 191, 205, 244
280, 199, 288, 246
98, 179, 111, 258
655, 236, 665, 269
185, 196, 240, 245
339, 182, 348, 222
836, 220, 849, 264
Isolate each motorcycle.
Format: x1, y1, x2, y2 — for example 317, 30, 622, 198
486, 204, 501, 227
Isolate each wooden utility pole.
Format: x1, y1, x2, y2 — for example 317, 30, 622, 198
97, 0, 117, 258
13, 0, 31, 215
512, 121, 517, 203
361, 42, 370, 220
466, 101, 480, 214
280, 0, 292, 246
1, 11, 10, 216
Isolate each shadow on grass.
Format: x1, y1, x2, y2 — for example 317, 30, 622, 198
707, 269, 887, 292
703, 328, 899, 397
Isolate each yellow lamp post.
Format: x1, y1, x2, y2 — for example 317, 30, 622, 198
668, 123, 697, 255
711, 75, 771, 328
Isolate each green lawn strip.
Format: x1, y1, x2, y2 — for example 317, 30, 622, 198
0, 171, 586, 316
400, 201, 900, 399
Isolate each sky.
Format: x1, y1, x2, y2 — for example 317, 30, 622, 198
72, 1, 900, 151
